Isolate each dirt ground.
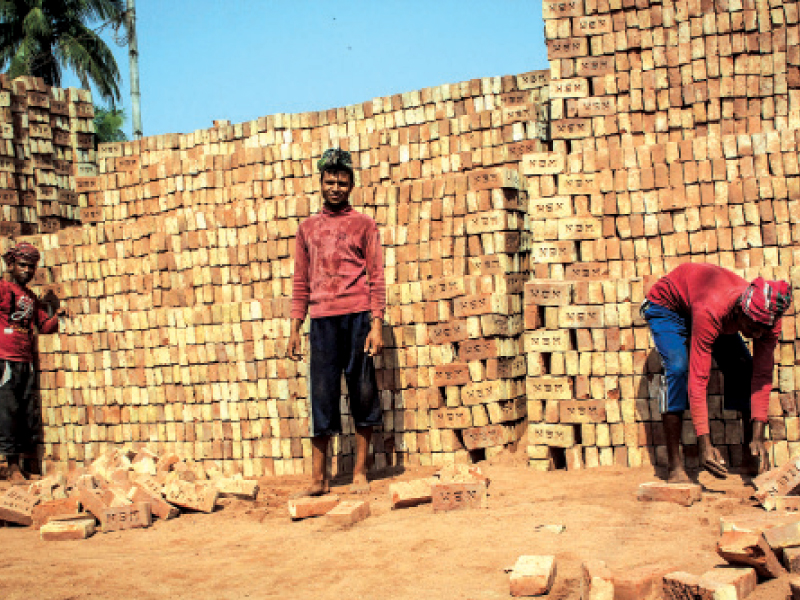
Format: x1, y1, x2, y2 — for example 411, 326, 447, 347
0, 455, 796, 600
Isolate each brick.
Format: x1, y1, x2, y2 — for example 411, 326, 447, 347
389, 478, 436, 509
509, 555, 556, 597
0, 487, 40, 526
78, 488, 113, 522
662, 572, 736, 600
468, 168, 521, 191
637, 482, 703, 507
432, 481, 488, 512
558, 217, 602, 240
433, 364, 471, 387
716, 531, 786, 579
40, 518, 96, 541
529, 196, 572, 219
559, 401, 606, 423
428, 320, 469, 345
551, 118, 592, 139
31, 497, 80, 530
214, 477, 260, 499
164, 481, 218, 513
129, 484, 179, 520
765, 519, 800, 551
325, 500, 370, 526
529, 241, 578, 263
775, 497, 800, 512
613, 564, 676, 600
549, 78, 590, 99
521, 153, 565, 175
431, 407, 472, 429
526, 377, 573, 400
524, 280, 573, 306
288, 495, 341, 520
462, 425, 506, 450
753, 454, 800, 510
524, 330, 571, 352
790, 576, 800, 600
102, 502, 152, 532
565, 262, 609, 280
529, 424, 575, 448
701, 567, 757, 600
785, 547, 800, 573
547, 37, 588, 59
581, 560, 614, 600
542, 0, 584, 18
460, 338, 498, 362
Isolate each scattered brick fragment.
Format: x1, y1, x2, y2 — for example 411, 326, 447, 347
325, 500, 370, 527
509, 555, 556, 597
636, 481, 702, 507
288, 495, 340, 520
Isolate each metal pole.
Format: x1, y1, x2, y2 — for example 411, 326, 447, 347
126, 0, 142, 139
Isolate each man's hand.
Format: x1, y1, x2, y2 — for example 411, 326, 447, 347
286, 319, 304, 361
698, 434, 728, 479
749, 420, 769, 475
364, 319, 384, 356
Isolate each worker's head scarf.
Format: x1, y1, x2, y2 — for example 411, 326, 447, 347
2, 242, 40, 265
317, 148, 354, 182
740, 277, 792, 327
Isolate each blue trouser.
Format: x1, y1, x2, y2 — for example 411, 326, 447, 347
641, 300, 752, 415
309, 311, 382, 437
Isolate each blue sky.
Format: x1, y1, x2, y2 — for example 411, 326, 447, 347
66, 1, 549, 138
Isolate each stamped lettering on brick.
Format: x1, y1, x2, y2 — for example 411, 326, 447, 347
529, 242, 578, 263
551, 119, 592, 139
549, 78, 590, 99
575, 57, 615, 77
431, 407, 472, 429
573, 15, 613, 35
527, 377, 573, 399
573, 97, 616, 117
558, 174, 599, 195
428, 320, 469, 345
517, 71, 550, 90
521, 153, 565, 175
530, 424, 576, 447
542, 0, 584, 17
559, 306, 604, 328
547, 37, 588, 58
525, 281, 573, 306
529, 196, 572, 219
559, 400, 606, 423
433, 364, 471, 387
462, 425, 505, 450
565, 262, 609, 279
558, 217, 602, 240
432, 482, 487, 511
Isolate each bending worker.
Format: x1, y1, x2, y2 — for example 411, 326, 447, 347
642, 262, 791, 482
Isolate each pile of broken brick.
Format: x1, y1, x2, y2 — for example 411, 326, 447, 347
0, 448, 259, 540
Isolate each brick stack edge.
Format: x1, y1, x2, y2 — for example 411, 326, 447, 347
1, 0, 800, 480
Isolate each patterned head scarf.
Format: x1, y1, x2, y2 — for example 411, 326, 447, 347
740, 277, 792, 327
3, 242, 41, 265
317, 148, 354, 182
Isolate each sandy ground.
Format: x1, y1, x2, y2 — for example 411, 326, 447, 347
0, 455, 796, 600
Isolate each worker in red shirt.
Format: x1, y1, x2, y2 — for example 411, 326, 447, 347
287, 148, 385, 496
0, 242, 70, 481
643, 263, 791, 482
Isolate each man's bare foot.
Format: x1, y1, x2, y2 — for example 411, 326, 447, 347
290, 481, 329, 499
7, 463, 28, 484
667, 467, 691, 484
349, 473, 370, 494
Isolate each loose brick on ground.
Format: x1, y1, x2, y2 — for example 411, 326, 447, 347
325, 500, 370, 527
509, 555, 556, 597
701, 566, 757, 600
40, 517, 96, 541
287, 495, 340, 520
636, 481, 702, 507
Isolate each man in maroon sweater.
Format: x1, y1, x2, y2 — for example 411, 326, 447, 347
643, 262, 791, 482
0, 242, 69, 481
288, 148, 385, 495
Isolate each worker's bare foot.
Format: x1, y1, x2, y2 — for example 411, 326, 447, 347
349, 473, 370, 494
667, 466, 691, 484
290, 481, 329, 499
7, 463, 28, 484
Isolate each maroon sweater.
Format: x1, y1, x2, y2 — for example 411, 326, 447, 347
0, 280, 59, 362
291, 204, 386, 320
647, 263, 778, 435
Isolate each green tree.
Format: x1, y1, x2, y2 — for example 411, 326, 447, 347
93, 103, 125, 144
0, 0, 125, 104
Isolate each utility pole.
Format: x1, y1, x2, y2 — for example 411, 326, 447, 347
126, 0, 142, 139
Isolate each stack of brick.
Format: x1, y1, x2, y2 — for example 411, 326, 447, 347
522, 0, 800, 473
0, 75, 93, 235
13, 71, 551, 476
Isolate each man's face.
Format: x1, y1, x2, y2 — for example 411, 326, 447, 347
10, 258, 36, 285
737, 311, 769, 339
321, 170, 353, 207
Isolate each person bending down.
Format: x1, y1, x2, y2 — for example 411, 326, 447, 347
642, 262, 791, 482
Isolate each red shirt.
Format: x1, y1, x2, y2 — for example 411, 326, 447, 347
291, 204, 386, 320
647, 263, 778, 435
0, 280, 59, 362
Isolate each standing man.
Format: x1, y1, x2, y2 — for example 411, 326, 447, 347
287, 148, 385, 495
642, 262, 791, 482
0, 242, 69, 481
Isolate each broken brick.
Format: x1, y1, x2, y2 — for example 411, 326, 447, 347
509, 555, 556, 597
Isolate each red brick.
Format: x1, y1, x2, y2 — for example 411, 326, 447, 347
662, 572, 735, 600
325, 500, 370, 526
509, 555, 556, 597
389, 478, 436, 509
164, 481, 218, 513
613, 564, 677, 600
102, 502, 152, 532
40, 517, 96, 541
581, 560, 613, 600
31, 497, 80, 530
636, 482, 702, 507
0, 487, 40, 526
431, 481, 487, 512
701, 566, 757, 599
287, 495, 340, 520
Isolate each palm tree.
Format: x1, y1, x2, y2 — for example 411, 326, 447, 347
0, 0, 125, 105
93, 104, 126, 144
